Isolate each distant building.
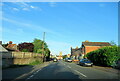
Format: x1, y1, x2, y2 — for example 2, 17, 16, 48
67, 54, 71, 58
71, 46, 82, 60
71, 40, 112, 60
81, 40, 112, 55
6, 41, 18, 51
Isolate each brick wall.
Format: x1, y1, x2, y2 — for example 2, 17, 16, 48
85, 46, 102, 54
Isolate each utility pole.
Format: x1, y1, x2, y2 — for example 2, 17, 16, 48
43, 32, 45, 62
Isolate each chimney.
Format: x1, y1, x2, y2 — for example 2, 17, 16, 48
85, 40, 89, 42
76, 46, 78, 49
9, 41, 13, 44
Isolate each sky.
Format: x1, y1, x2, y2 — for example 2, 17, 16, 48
1, 2, 118, 55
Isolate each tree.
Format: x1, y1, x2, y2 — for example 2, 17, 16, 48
18, 42, 34, 52
63, 55, 67, 59
32, 38, 51, 60
110, 40, 117, 46
2, 43, 8, 48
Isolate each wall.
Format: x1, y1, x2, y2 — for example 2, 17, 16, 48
2, 52, 44, 68
1, 52, 13, 68
85, 46, 102, 54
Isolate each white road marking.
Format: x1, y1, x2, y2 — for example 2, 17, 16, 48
26, 69, 41, 80
74, 70, 87, 77
36, 70, 39, 73
33, 72, 37, 75
30, 75, 34, 77
26, 77, 30, 80
26, 75, 34, 80
67, 66, 71, 68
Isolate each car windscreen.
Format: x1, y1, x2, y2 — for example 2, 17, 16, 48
68, 58, 72, 60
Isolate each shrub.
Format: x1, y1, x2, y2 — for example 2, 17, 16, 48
22, 49, 29, 52
18, 42, 34, 52
29, 60, 43, 65
86, 46, 119, 66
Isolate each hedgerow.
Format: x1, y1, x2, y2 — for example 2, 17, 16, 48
86, 46, 120, 66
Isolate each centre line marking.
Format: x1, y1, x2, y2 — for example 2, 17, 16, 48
30, 75, 34, 78
67, 66, 71, 68
74, 70, 87, 77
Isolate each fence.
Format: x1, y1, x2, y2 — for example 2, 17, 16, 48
2, 52, 44, 68
2, 52, 44, 58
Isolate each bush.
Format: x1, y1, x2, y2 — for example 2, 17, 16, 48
86, 46, 119, 66
18, 42, 34, 52
22, 49, 29, 52
29, 60, 43, 65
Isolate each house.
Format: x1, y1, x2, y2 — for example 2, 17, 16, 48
81, 40, 111, 56
56, 56, 63, 60
0, 44, 8, 53
6, 41, 18, 51
67, 54, 71, 58
71, 46, 82, 60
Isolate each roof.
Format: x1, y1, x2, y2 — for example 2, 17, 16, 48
0, 44, 8, 52
82, 42, 111, 46
6, 44, 16, 48
71, 48, 82, 56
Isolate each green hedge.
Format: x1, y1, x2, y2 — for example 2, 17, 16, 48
86, 46, 120, 66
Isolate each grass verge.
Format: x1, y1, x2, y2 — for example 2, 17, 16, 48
29, 60, 43, 65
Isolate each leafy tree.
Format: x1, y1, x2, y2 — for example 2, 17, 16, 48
110, 40, 117, 46
2, 43, 8, 48
18, 42, 34, 52
63, 55, 67, 59
32, 38, 50, 60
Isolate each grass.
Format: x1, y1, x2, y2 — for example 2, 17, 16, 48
3, 60, 43, 69
29, 60, 43, 65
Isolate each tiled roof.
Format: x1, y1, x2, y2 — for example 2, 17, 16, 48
82, 42, 111, 46
6, 44, 16, 48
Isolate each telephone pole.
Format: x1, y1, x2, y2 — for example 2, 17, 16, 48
43, 32, 45, 62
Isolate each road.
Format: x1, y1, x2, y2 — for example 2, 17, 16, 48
2, 60, 119, 80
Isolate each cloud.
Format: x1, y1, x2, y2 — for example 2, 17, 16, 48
2, 17, 62, 37
2, 27, 24, 36
22, 8, 30, 11
30, 5, 35, 8
49, 2, 57, 7
3, 2, 42, 12
12, 8, 19, 11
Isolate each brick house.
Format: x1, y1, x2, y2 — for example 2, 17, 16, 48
81, 40, 111, 56
6, 41, 18, 51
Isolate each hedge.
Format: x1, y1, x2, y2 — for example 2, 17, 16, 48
86, 46, 120, 66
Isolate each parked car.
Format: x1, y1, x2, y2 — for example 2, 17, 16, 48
65, 58, 72, 62
79, 59, 93, 67
53, 58, 58, 62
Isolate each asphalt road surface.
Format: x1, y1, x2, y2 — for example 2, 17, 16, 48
2, 60, 119, 81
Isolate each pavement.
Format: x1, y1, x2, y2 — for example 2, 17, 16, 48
2, 60, 120, 80
92, 65, 119, 74
2, 61, 53, 81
